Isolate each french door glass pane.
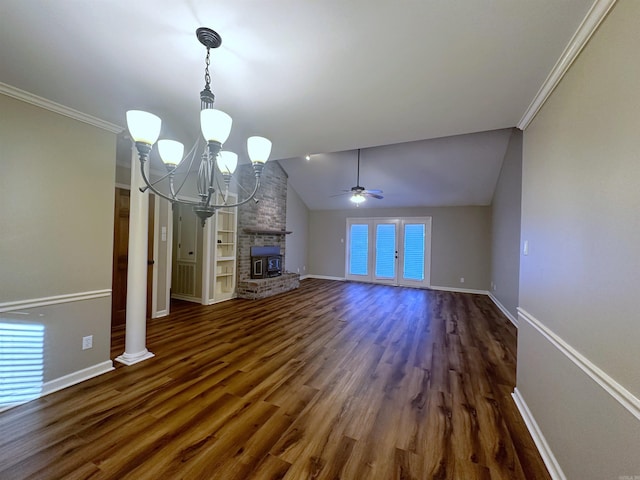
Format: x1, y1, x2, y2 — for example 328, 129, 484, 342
403, 224, 425, 280
349, 224, 369, 275
375, 224, 396, 278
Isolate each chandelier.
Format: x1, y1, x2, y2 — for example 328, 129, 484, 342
125, 27, 272, 226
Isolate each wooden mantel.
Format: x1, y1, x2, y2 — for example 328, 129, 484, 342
242, 228, 292, 235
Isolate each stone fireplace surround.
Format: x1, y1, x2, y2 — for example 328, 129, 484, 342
236, 161, 300, 299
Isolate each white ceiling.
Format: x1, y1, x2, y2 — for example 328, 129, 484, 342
0, 0, 594, 209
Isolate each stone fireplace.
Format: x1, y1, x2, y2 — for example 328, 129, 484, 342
236, 161, 300, 299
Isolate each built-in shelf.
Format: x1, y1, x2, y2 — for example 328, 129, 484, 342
213, 192, 237, 303
243, 228, 292, 235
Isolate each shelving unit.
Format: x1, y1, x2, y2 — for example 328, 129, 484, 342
212, 193, 238, 302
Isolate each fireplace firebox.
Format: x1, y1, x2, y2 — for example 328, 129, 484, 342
250, 246, 282, 279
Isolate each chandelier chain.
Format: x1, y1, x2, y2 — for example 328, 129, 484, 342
204, 47, 211, 88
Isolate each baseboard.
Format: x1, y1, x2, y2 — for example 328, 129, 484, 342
488, 293, 518, 327
306, 275, 346, 281
171, 294, 202, 304
42, 360, 114, 397
0, 360, 115, 413
518, 308, 640, 422
430, 285, 489, 295
512, 388, 566, 480
153, 309, 168, 318
299, 274, 311, 281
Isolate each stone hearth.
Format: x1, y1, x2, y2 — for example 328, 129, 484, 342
236, 273, 300, 300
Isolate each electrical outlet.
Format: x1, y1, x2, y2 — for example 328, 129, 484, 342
460, 277, 465, 283
82, 335, 93, 350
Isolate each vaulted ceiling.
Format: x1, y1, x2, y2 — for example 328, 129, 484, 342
0, 0, 595, 209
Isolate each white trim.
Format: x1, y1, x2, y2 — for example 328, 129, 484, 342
42, 360, 114, 397
115, 350, 154, 366
0, 360, 115, 413
0, 290, 111, 313
512, 388, 566, 480
0, 82, 123, 134
306, 275, 346, 281
171, 294, 202, 303
154, 309, 169, 318
429, 285, 489, 295
518, 308, 640, 422
201, 211, 213, 305
299, 275, 311, 281
151, 194, 160, 319
489, 293, 518, 327
517, 0, 617, 130
166, 203, 174, 315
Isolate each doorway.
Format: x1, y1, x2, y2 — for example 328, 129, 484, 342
110, 187, 155, 329
345, 217, 432, 287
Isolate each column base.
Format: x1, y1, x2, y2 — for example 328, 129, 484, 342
114, 349, 155, 366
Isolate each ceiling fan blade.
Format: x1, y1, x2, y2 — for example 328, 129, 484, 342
364, 192, 384, 199
363, 189, 383, 194
329, 192, 350, 198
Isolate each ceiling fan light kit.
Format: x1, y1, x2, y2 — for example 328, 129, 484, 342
126, 27, 272, 226
334, 149, 383, 206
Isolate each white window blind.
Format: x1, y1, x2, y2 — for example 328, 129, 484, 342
403, 224, 425, 281
349, 224, 369, 275
0, 322, 44, 407
375, 224, 396, 278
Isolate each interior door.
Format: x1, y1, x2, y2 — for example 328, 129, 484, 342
111, 188, 130, 328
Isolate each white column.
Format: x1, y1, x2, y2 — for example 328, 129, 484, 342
115, 149, 155, 366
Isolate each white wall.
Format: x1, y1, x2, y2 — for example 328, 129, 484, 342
309, 206, 491, 291
490, 129, 522, 321
285, 181, 309, 276
518, 0, 640, 477
0, 94, 115, 386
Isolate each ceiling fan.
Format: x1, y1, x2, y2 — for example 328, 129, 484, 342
333, 149, 383, 204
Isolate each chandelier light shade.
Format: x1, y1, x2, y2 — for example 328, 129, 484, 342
217, 151, 238, 175
157, 139, 184, 167
247, 136, 272, 164
125, 27, 272, 226
200, 109, 233, 145
126, 110, 161, 145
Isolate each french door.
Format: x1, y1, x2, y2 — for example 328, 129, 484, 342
345, 217, 431, 287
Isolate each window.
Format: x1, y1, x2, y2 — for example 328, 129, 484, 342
349, 223, 369, 276
346, 217, 431, 287
403, 224, 425, 281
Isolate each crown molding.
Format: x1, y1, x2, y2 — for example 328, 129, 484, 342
0, 82, 123, 134
517, 0, 618, 130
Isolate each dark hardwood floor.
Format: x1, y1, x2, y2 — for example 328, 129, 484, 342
0, 279, 550, 479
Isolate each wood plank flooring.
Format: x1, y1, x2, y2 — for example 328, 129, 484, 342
0, 279, 550, 479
